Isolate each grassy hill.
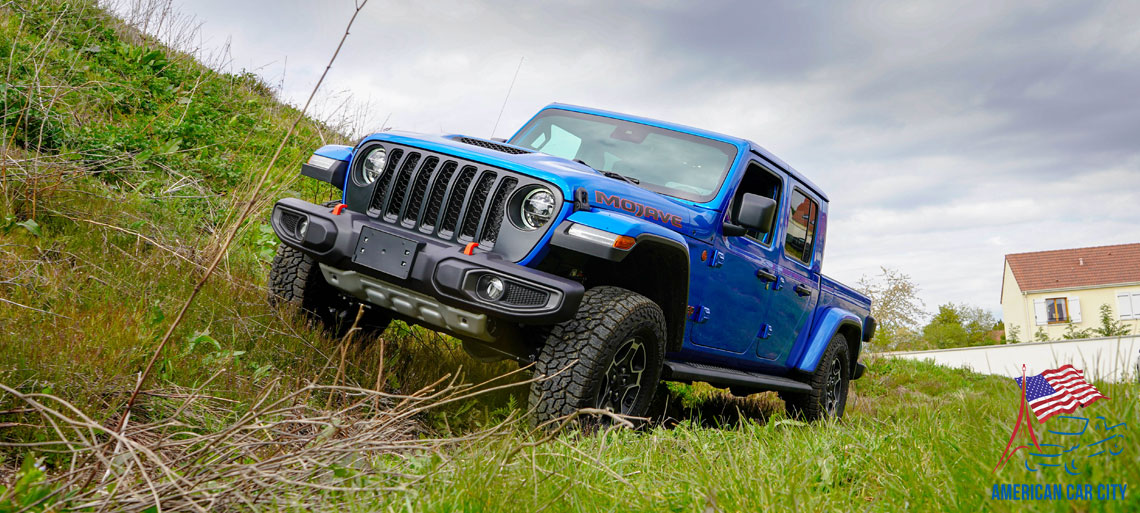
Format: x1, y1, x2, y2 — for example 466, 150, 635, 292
1, 1, 1137, 511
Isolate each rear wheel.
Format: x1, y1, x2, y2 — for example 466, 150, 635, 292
268, 243, 391, 338
780, 333, 850, 421
529, 286, 666, 427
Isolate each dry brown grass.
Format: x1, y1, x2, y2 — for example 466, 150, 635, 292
0, 368, 543, 511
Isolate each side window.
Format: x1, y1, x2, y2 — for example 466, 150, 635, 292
784, 189, 818, 264
732, 163, 782, 244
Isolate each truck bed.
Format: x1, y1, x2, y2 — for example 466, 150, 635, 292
818, 275, 872, 320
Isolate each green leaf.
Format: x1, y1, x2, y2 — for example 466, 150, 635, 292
147, 305, 165, 327
251, 363, 274, 381
16, 219, 41, 237
185, 331, 221, 355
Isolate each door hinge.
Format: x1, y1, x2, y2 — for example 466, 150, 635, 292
707, 249, 724, 268
689, 305, 711, 323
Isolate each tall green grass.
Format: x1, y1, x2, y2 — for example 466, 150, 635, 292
295, 358, 1133, 513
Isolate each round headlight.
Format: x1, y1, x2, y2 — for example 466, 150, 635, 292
355, 146, 387, 185
520, 188, 556, 230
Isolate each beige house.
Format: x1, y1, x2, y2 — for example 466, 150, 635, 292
1001, 243, 1140, 342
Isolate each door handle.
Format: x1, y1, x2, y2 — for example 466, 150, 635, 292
794, 284, 813, 297
756, 268, 777, 282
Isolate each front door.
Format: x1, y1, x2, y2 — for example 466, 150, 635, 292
688, 236, 777, 353
688, 161, 785, 354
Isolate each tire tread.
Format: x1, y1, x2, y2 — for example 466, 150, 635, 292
529, 286, 666, 424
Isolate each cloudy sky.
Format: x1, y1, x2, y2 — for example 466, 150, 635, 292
150, 0, 1140, 318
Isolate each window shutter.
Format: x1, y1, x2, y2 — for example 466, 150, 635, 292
1034, 299, 1047, 325
1119, 293, 1134, 320
1068, 297, 1082, 323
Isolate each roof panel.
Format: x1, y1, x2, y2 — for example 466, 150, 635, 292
1005, 243, 1140, 293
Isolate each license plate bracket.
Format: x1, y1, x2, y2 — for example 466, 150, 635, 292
352, 226, 419, 279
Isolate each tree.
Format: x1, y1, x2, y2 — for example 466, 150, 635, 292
856, 267, 926, 350
922, 304, 966, 349
1035, 328, 1049, 342
1007, 325, 1021, 344
921, 303, 998, 349
1092, 304, 1132, 337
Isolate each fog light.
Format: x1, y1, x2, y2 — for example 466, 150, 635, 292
479, 275, 505, 301
296, 217, 309, 239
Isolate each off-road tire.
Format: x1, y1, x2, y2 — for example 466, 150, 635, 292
529, 286, 667, 427
267, 243, 391, 338
780, 333, 850, 421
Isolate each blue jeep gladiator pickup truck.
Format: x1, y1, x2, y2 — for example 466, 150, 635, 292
269, 104, 874, 423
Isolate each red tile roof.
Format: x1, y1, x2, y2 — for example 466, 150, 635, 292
1005, 243, 1140, 293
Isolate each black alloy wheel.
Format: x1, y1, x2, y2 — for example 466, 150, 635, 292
595, 336, 649, 414
780, 333, 851, 421
824, 354, 844, 416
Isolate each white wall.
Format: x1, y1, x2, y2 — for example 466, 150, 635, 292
881, 335, 1140, 382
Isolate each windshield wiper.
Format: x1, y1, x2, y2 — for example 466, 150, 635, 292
574, 159, 642, 186
603, 171, 640, 184
575, 159, 640, 185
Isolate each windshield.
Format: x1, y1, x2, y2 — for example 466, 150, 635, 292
509, 109, 738, 202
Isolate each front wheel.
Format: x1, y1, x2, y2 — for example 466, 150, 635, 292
529, 286, 666, 427
780, 333, 850, 421
267, 243, 391, 339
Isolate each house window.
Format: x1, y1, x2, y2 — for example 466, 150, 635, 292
1118, 292, 1140, 320
1046, 298, 1069, 323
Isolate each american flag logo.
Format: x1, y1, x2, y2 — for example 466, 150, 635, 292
1014, 365, 1108, 423
993, 364, 1111, 472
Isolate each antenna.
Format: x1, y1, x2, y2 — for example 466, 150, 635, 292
491, 57, 524, 139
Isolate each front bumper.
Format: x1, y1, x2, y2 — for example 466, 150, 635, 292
270, 198, 585, 330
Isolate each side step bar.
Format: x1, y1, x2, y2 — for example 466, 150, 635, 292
662, 361, 813, 394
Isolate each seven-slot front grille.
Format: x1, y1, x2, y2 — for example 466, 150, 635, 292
363, 145, 524, 249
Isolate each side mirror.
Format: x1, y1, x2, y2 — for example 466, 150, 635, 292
736, 193, 777, 234
722, 222, 747, 237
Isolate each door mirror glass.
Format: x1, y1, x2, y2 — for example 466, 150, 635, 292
736, 193, 777, 234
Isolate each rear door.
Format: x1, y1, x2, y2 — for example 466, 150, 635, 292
764, 186, 823, 361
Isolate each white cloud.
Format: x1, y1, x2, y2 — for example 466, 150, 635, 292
142, 0, 1140, 319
